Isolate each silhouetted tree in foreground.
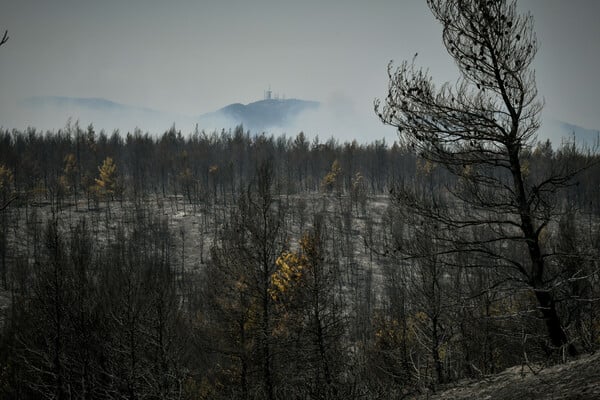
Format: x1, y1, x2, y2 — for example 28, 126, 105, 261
376, 0, 587, 356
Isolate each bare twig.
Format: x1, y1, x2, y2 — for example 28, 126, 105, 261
0, 194, 18, 211
0, 30, 8, 47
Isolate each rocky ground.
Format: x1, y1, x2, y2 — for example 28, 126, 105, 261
412, 352, 600, 400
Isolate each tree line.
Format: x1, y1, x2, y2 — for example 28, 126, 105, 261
0, 123, 405, 208
0, 123, 598, 214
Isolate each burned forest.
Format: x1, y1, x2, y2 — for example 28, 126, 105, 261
1, 0, 600, 399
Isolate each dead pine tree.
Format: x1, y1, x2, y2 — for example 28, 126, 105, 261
376, 0, 587, 356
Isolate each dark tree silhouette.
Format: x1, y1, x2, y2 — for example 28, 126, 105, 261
0, 31, 13, 212
376, 0, 583, 355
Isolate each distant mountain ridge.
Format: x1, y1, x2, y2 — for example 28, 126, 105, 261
198, 98, 320, 132
20, 96, 599, 147
23, 96, 321, 134
21, 95, 185, 133
24, 96, 164, 115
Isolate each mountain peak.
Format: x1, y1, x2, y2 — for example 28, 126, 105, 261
199, 98, 320, 132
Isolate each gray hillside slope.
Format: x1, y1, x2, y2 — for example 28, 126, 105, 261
412, 352, 600, 400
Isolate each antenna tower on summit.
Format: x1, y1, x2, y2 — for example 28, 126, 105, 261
264, 85, 272, 100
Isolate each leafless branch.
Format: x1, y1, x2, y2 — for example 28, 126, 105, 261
0, 30, 8, 47
0, 194, 18, 211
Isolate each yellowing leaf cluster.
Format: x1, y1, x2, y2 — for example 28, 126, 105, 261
269, 251, 307, 302
58, 153, 77, 194
374, 317, 405, 349
95, 157, 118, 195
64, 153, 76, 176
320, 159, 342, 193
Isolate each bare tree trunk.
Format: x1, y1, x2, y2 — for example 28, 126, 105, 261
262, 256, 274, 400
509, 147, 576, 356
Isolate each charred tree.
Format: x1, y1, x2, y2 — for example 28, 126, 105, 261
376, 0, 585, 355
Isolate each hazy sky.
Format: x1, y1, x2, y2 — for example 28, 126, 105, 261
1, 0, 600, 141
